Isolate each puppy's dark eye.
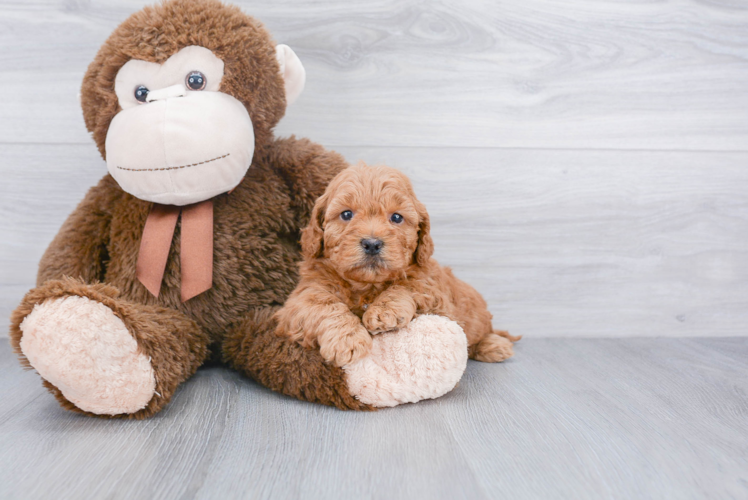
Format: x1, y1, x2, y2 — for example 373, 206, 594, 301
186, 71, 206, 90
340, 210, 353, 221
134, 85, 149, 102
390, 213, 404, 224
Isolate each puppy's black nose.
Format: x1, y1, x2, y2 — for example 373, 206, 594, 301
361, 238, 384, 255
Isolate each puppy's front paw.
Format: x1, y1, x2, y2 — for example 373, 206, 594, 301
363, 304, 412, 334
319, 324, 373, 367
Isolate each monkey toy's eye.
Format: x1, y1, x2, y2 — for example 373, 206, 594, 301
186, 71, 206, 91
340, 210, 353, 221
390, 213, 404, 224
134, 85, 149, 103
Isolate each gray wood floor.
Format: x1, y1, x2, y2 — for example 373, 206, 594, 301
1, 339, 747, 500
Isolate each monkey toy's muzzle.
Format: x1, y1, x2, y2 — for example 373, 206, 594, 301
105, 86, 254, 206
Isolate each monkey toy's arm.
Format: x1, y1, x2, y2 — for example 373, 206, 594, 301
267, 136, 349, 227
36, 175, 121, 286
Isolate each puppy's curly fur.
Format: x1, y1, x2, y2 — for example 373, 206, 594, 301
275, 163, 520, 366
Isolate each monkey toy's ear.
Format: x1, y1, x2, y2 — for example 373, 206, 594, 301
275, 44, 306, 106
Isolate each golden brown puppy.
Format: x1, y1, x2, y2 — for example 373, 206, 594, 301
275, 163, 520, 366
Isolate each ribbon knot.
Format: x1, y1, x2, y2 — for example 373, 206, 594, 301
136, 200, 214, 302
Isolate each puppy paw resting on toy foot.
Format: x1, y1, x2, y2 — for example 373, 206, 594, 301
344, 315, 468, 407
362, 286, 416, 334
230, 309, 466, 409
318, 323, 372, 367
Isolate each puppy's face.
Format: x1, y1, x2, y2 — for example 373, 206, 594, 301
302, 164, 434, 283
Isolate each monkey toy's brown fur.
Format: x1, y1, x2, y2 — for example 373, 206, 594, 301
9, 0, 373, 417
275, 164, 520, 367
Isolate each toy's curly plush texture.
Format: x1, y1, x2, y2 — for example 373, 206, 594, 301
344, 315, 468, 407
20, 295, 156, 415
11, 277, 210, 418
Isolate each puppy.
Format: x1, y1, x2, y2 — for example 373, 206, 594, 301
274, 163, 520, 367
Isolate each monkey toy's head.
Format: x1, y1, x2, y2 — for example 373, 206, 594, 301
81, 0, 305, 206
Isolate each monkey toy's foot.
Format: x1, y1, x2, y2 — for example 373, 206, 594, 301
11, 279, 209, 418
18, 295, 156, 415
343, 315, 468, 407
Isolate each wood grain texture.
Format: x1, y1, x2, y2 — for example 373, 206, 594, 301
0, 339, 746, 499
1, 2, 747, 337
3, 144, 747, 338
0, 0, 747, 149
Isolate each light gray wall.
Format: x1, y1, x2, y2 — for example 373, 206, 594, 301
1, 0, 747, 337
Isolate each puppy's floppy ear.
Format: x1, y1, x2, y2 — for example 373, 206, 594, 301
301, 192, 328, 260
414, 199, 434, 266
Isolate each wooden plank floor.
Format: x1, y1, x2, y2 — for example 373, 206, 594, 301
1, 339, 746, 499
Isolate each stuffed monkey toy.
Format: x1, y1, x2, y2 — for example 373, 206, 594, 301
9, 0, 468, 418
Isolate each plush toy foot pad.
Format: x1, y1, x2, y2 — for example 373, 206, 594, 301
19, 296, 155, 415
343, 315, 468, 407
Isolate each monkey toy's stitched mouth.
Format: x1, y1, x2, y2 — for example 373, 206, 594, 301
116, 153, 230, 172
